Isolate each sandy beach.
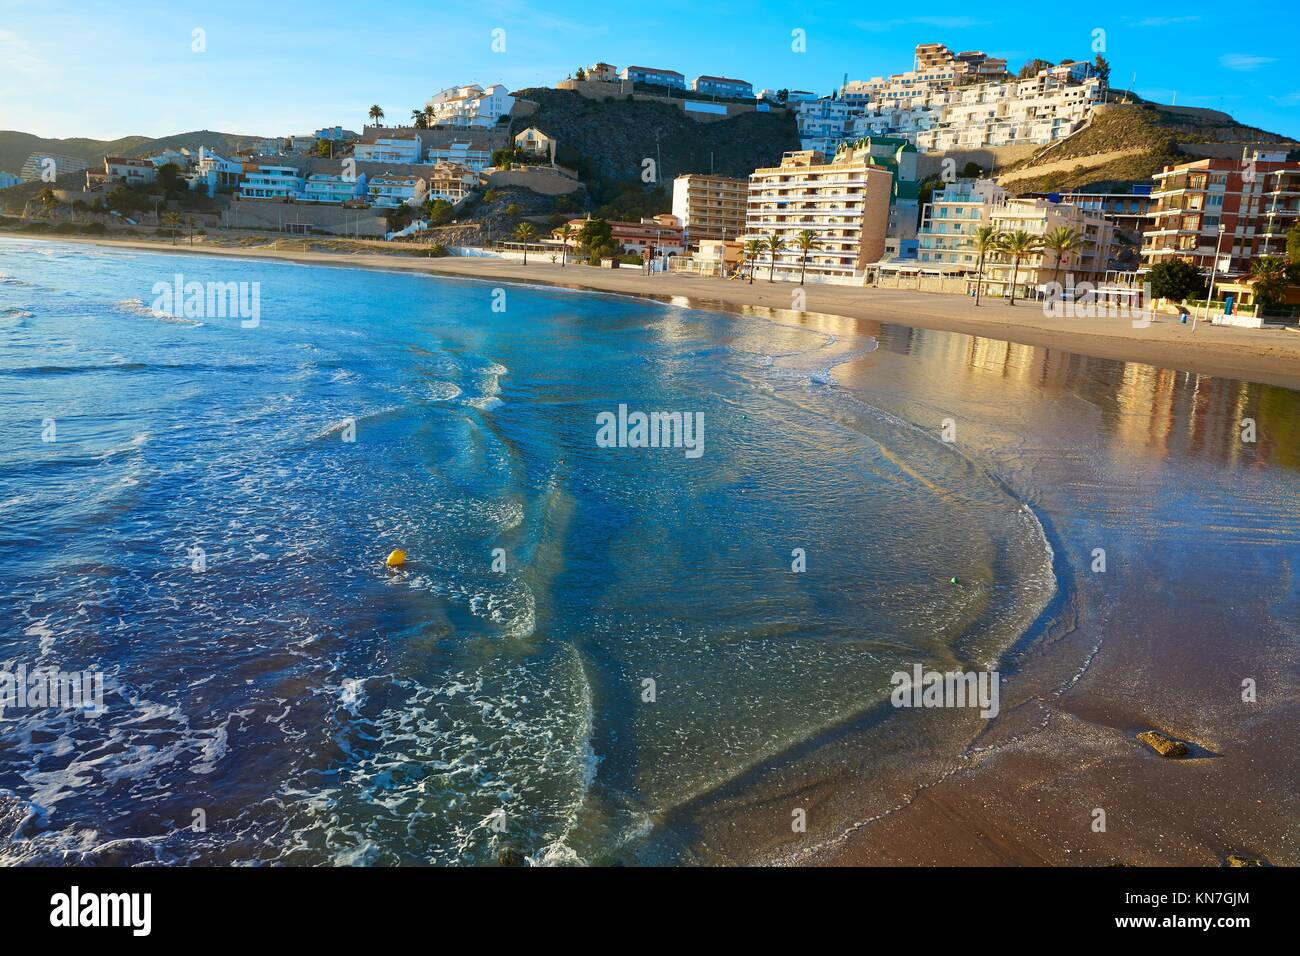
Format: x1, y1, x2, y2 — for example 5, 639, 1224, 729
4, 231, 1297, 868
9, 231, 1300, 390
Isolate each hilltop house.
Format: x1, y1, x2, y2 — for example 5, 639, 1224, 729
621, 66, 686, 90
513, 127, 555, 158
691, 76, 754, 99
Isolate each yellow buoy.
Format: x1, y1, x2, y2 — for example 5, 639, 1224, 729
385, 549, 407, 568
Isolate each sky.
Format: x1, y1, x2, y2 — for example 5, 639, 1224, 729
2, 0, 1297, 142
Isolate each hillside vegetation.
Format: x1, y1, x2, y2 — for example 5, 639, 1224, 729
1000, 102, 1299, 194
509, 88, 799, 198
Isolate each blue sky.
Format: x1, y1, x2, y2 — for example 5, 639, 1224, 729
2, 0, 1297, 141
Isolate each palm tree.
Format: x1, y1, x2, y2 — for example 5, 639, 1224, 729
996, 230, 1043, 305
971, 225, 1001, 307
368, 104, 385, 127
1249, 256, 1289, 314
162, 211, 182, 245
1042, 226, 1084, 291
743, 239, 763, 284
514, 222, 537, 264
557, 223, 574, 267
763, 233, 784, 282
411, 109, 427, 129
793, 230, 821, 285
424, 105, 437, 128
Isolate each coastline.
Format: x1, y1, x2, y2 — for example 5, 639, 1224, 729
5, 233, 1297, 868
6, 231, 1300, 390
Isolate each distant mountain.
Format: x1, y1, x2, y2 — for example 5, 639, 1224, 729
0, 129, 269, 176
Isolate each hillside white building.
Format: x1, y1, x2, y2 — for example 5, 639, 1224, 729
425, 84, 515, 129
801, 44, 1103, 155
353, 134, 423, 164
239, 165, 306, 200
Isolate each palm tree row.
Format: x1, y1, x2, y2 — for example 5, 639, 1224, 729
739, 230, 824, 285
970, 226, 1082, 306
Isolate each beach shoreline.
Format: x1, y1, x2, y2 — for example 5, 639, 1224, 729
6, 230, 1300, 390
4, 232, 1296, 868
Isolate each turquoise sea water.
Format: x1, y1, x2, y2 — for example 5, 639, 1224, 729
1, 237, 1295, 865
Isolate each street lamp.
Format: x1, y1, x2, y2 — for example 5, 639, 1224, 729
1197, 223, 1228, 332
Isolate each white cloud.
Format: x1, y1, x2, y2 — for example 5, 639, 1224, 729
1219, 53, 1277, 71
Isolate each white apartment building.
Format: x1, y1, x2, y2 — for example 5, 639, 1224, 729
302, 172, 369, 204
239, 166, 306, 200
743, 148, 894, 283
368, 174, 427, 208
794, 98, 857, 154
808, 43, 1102, 155
353, 134, 423, 164
425, 84, 515, 129
428, 141, 493, 172
916, 180, 1008, 270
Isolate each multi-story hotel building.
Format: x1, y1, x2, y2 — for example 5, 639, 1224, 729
916, 179, 1007, 271
1023, 186, 1155, 244
984, 198, 1116, 295
916, 180, 1117, 295
743, 148, 894, 282
1141, 150, 1300, 276
671, 174, 748, 246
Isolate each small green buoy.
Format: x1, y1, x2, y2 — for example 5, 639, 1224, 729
950, 576, 960, 585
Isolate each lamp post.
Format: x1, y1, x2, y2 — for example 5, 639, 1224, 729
1197, 223, 1228, 332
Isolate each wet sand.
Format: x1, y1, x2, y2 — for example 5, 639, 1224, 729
7, 232, 1298, 867
9, 232, 1300, 390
